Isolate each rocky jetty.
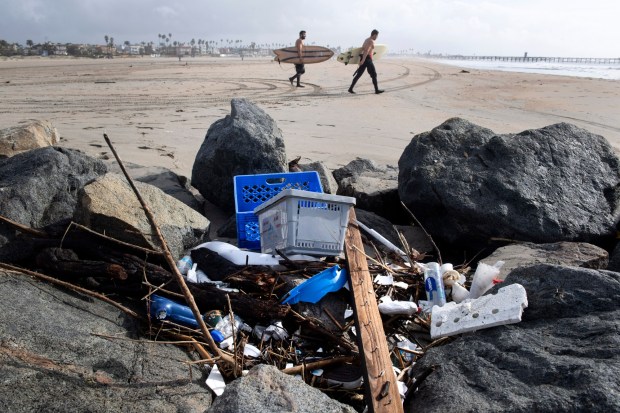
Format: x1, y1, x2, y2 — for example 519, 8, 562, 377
2, 102, 620, 412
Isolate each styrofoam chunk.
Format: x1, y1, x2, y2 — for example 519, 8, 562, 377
430, 283, 528, 339
206, 364, 226, 396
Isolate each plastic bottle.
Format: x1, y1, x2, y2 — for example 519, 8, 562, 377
176, 255, 193, 275
424, 262, 446, 307
214, 315, 244, 339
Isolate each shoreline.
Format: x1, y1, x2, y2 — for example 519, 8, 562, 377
1, 56, 619, 179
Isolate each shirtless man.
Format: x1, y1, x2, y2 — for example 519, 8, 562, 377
348, 29, 384, 94
289, 30, 306, 88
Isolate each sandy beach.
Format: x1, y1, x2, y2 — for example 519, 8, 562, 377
1, 55, 619, 179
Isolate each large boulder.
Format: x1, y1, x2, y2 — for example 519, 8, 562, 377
607, 241, 620, 272
106, 161, 203, 212
333, 158, 403, 222
398, 119, 620, 251
0, 147, 107, 260
0, 120, 59, 158
405, 264, 620, 412
191, 98, 287, 213
0, 270, 211, 412
74, 173, 210, 260
481, 241, 609, 279
207, 364, 356, 413
299, 160, 338, 194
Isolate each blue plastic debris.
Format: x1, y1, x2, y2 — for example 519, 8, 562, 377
281, 265, 349, 305
150, 294, 225, 342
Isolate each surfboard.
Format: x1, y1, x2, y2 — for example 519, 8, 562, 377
273, 46, 334, 64
337, 44, 388, 65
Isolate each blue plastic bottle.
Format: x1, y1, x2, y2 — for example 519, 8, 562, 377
150, 294, 225, 342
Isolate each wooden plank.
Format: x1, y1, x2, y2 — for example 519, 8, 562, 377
344, 209, 404, 413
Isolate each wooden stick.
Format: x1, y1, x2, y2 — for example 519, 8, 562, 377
281, 356, 357, 375
400, 201, 442, 264
344, 209, 403, 413
0, 263, 139, 318
65, 221, 163, 256
0, 214, 48, 237
103, 133, 236, 371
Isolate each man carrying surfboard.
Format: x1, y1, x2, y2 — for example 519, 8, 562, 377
348, 29, 384, 94
289, 30, 306, 88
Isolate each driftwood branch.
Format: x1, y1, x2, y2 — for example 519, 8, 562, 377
400, 201, 442, 264
0, 214, 48, 237
103, 133, 236, 373
0, 262, 139, 318
281, 356, 357, 375
65, 221, 163, 256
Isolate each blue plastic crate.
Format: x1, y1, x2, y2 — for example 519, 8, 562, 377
234, 171, 323, 250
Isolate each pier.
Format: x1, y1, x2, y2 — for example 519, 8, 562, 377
430, 55, 620, 64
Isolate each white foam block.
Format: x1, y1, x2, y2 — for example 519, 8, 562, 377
430, 283, 528, 339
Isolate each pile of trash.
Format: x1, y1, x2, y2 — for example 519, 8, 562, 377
148, 230, 527, 407
0, 161, 529, 411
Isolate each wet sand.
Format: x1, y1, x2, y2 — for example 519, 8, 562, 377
1, 55, 619, 179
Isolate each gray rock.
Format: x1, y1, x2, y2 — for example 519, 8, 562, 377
208, 364, 356, 413
0, 270, 212, 413
606, 241, 620, 272
482, 241, 609, 279
192, 98, 287, 213
106, 161, 203, 212
0, 120, 58, 158
0, 147, 107, 260
299, 161, 338, 194
355, 209, 403, 250
398, 119, 620, 250
333, 158, 402, 222
405, 264, 620, 412
74, 173, 210, 260
0, 146, 106, 227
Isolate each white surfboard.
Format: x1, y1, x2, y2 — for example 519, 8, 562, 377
337, 44, 388, 65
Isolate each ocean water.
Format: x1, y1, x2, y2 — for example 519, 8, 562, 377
426, 58, 620, 80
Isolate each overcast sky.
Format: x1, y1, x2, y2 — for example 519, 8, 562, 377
2, 0, 618, 57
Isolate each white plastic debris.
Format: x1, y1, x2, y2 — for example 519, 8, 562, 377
354, 220, 410, 263
192, 241, 280, 266
374, 274, 394, 285
219, 336, 234, 349
450, 282, 471, 303
186, 263, 198, 283
397, 380, 408, 399
194, 269, 211, 283
430, 283, 528, 339
243, 344, 261, 358
469, 261, 504, 299
378, 296, 419, 316
206, 364, 226, 396
393, 281, 409, 289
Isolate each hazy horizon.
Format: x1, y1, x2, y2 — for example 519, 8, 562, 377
2, 0, 619, 58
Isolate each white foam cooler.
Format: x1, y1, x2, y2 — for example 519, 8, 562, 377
254, 189, 356, 256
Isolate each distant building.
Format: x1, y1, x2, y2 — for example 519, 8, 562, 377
176, 45, 192, 56
54, 45, 67, 55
